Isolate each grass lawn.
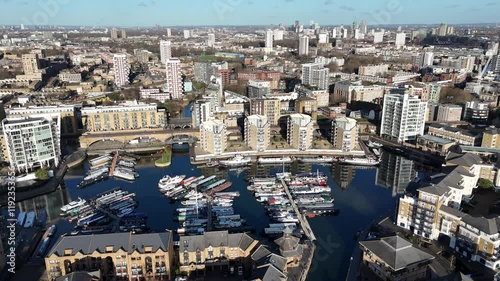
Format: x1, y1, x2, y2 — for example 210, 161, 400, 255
155, 148, 171, 164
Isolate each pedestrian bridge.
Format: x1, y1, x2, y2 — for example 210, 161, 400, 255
80, 129, 200, 148
165, 135, 198, 145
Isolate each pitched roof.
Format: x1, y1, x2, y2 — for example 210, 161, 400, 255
250, 264, 287, 281
445, 152, 482, 167
55, 271, 101, 281
48, 232, 171, 257
461, 215, 500, 235
418, 184, 450, 196
439, 205, 466, 218
179, 231, 257, 252
359, 235, 435, 271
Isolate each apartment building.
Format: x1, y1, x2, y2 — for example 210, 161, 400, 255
250, 99, 281, 126
192, 99, 214, 128
294, 85, 329, 107
22, 53, 40, 75
45, 232, 173, 280
295, 97, 318, 120
287, 114, 314, 151
247, 80, 271, 99
200, 120, 227, 155
58, 70, 82, 83
359, 236, 434, 281
358, 64, 389, 76
332, 117, 358, 152
416, 135, 455, 156
166, 58, 183, 99
6, 105, 81, 136
482, 128, 500, 148
427, 124, 481, 146
159, 40, 172, 64
333, 81, 391, 104
81, 102, 166, 132
380, 93, 427, 143
465, 101, 489, 123
178, 231, 258, 275
245, 115, 270, 152
301, 63, 329, 90
437, 104, 463, 122
112, 54, 130, 87
2, 117, 61, 173
397, 153, 482, 240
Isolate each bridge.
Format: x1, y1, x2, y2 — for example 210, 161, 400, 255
165, 135, 198, 145
80, 128, 200, 148
167, 118, 192, 129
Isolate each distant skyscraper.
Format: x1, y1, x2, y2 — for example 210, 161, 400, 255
395, 32, 406, 49
207, 33, 216, 47
438, 23, 448, 36
160, 40, 172, 64
413, 52, 434, 69
273, 29, 284, 41
299, 36, 309, 56
360, 20, 368, 34
111, 28, 119, 39
20, 24, 24, 30
166, 28, 172, 37
112, 54, 130, 87
318, 32, 329, 44
265, 29, 273, 49
380, 93, 427, 142
121, 30, 127, 39
165, 58, 183, 99
373, 31, 384, 43
183, 30, 190, 39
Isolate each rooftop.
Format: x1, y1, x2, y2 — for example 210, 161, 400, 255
47, 232, 171, 257
359, 235, 435, 271
419, 134, 454, 145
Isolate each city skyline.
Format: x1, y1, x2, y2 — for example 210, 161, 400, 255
0, 0, 499, 27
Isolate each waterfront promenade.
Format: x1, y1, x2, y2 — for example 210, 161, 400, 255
192, 148, 366, 164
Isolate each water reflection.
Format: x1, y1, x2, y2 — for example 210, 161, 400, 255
331, 163, 357, 190
376, 151, 417, 197
16, 187, 70, 225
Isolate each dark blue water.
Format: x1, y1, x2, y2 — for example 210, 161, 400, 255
14, 154, 403, 280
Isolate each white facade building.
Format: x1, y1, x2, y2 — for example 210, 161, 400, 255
380, 93, 427, 142
265, 29, 273, 49
160, 40, 172, 64
299, 36, 309, 56
395, 32, 406, 49
373, 31, 384, 43
207, 34, 215, 47
165, 58, 183, 99
2, 117, 61, 173
302, 62, 329, 90
112, 54, 130, 87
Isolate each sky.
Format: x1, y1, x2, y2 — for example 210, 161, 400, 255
1, 0, 499, 27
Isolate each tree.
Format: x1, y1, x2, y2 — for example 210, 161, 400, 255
439, 87, 473, 104
478, 178, 494, 190
35, 168, 49, 180
327, 62, 339, 72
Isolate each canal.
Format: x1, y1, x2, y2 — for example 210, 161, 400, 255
11, 150, 417, 280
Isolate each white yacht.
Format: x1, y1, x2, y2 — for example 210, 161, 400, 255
258, 156, 293, 164
219, 155, 252, 167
